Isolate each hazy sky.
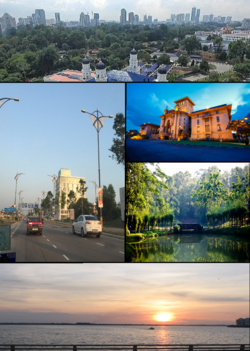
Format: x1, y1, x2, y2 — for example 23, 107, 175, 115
126, 83, 250, 131
0, 264, 249, 324
146, 163, 249, 177
0, 83, 124, 212
0, 0, 248, 21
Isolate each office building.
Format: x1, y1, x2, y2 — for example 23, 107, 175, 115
196, 9, 200, 23
242, 18, 250, 29
148, 15, 152, 24
128, 12, 134, 24
134, 14, 139, 23
226, 16, 232, 23
55, 168, 85, 220
191, 7, 196, 22
34, 9, 46, 25
0, 13, 16, 32
80, 12, 85, 26
120, 8, 126, 24
144, 14, 147, 23
185, 13, 190, 22
55, 13, 60, 24
18, 16, 32, 26
93, 13, 99, 26
171, 14, 176, 22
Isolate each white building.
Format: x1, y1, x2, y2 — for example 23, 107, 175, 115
0, 13, 16, 32
222, 33, 250, 42
128, 48, 140, 74
81, 57, 91, 80
156, 66, 167, 82
18, 16, 32, 26
242, 18, 250, 29
55, 168, 85, 220
95, 61, 108, 82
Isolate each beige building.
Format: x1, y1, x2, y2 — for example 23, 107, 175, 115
140, 123, 160, 136
55, 168, 85, 220
159, 96, 233, 140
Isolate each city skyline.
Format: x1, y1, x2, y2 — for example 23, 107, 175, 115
0, 0, 247, 22
0, 263, 248, 324
126, 83, 250, 131
0, 84, 125, 212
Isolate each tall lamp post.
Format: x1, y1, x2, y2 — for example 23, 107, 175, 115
18, 190, 24, 215
81, 108, 113, 225
41, 191, 46, 218
36, 198, 41, 217
14, 172, 25, 216
0, 97, 19, 109
20, 197, 24, 218
48, 175, 58, 221
89, 180, 98, 215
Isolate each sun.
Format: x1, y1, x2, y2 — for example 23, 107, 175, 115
155, 313, 173, 322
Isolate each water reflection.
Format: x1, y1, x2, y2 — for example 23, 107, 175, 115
130, 234, 250, 262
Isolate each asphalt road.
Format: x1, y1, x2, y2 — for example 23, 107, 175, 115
7, 221, 124, 262
126, 140, 250, 161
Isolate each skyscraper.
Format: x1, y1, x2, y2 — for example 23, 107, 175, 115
196, 9, 200, 23
0, 13, 16, 32
191, 7, 196, 22
144, 14, 147, 23
80, 12, 85, 26
185, 13, 190, 22
148, 15, 152, 24
134, 14, 139, 23
35, 9, 46, 25
129, 12, 134, 24
93, 13, 99, 26
55, 13, 60, 24
171, 14, 176, 22
209, 14, 214, 22
120, 9, 126, 24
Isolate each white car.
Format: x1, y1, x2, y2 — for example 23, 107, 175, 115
72, 215, 102, 238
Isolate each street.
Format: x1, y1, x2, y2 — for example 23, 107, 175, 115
7, 221, 124, 262
126, 140, 250, 161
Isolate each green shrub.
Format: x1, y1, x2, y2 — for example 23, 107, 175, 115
126, 234, 145, 242
174, 224, 180, 233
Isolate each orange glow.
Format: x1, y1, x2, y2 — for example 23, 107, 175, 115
154, 312, 173, 322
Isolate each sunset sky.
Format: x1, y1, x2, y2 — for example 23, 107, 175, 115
0, 264, 249, 325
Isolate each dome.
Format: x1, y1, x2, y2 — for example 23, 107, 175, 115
158, 67, 167, 74
130, 48, 137, 55
96, 61, 106, 69
82, 57, 89, 64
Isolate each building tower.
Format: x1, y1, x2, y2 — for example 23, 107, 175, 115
128, 48, 140, 74
157, 66, 167, 82
81, 57, 91, 80
196, 9, 200, 23
120, 9, 127, 24
95, 61, 107, 82
55, 13, 60, 24
191, 7, 196, 22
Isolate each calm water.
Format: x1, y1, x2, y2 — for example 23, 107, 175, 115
130, 234, 250, 262
0, 325, 249, 345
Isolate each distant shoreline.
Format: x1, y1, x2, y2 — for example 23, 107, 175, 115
0, 323, 229, 326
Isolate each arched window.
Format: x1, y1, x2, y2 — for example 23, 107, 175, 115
197, 127, 200, 132
217, 125, 221, 131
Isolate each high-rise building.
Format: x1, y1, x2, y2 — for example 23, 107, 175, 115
55, 168, 85, 220
209, 14, 214, 22
221, 16, 226, 23
80, 12, 85, 26
120, 8, 126, 24
196, 9, 200, 23
34, 9, 46, 25
171, 14, 176, 22
242, 18, 250, 29
148, 15, 152, 24
144, 14, 147, 23
176, 13, 185, 24
129, 12, 134, 24
18, 16, 32, 26
0, 13, 16, 32
226, 16, 232, 23
134, 14, 139, 23
93, 13, 99, 26
85, 14, 90, 26
55, 13, 60, 24
185, 13, 190, 22
191, 7, 196, 22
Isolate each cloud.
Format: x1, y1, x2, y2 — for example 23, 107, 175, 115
231, 89, 250, 120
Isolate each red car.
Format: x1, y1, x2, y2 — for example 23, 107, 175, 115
27, 217, 43, 235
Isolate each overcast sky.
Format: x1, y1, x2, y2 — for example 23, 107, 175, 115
0, 83, 124, 212
0, 264, 249, 324
146, 163, 249, 177
0, 0, 248, 21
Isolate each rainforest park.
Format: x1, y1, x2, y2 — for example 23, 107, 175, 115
126, 162, 250, 263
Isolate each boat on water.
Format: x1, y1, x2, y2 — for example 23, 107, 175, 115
149, 327, 155, 329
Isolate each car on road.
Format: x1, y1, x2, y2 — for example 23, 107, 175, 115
27, 217, 43, 235
72, 215, 102, 238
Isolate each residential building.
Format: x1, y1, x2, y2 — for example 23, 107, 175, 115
226, 16, 232, 23
140, 123, 160, 136
93, 13, 99, 26
158, 97, 233, 140
171, 14, 176, 22
55, 13, 60, 24
0, 13, 16, 32
134, 14, 139, 23
18, 16, 32, 26
80, 12, 85, 26
148, 15, 152, 24
144, 14, 147, 23
242, 18, 250, 29
176, 14, 185, 24
128, 12, 134, 24
55, 168, 85, 220
185, 13, 190, 22
222, 33, 250, 41
120, 8, 126, 24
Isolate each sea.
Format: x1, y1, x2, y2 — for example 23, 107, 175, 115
0, 325, 249, 345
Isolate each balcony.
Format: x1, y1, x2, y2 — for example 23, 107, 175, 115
202, 113, 212, 117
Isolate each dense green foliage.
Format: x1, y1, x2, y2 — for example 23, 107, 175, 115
126, 163, 249, 233
109, 113, 125, 166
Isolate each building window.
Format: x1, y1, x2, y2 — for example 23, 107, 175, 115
217, 125, 221, 131
216, 110, 219, 114
197, 119, 199, 124
197, 115, 199, 117
216, 116, 220, 122
197, 127, 200, 132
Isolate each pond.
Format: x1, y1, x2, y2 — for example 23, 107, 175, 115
128, 234, 250, 262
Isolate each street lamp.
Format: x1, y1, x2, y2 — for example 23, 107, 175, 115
18, 190, 23, 220
41, 191, 46, 217
36, 198, 41, 217
48, 175, 58, 221
89, 180, 98, 215
14, 172, 25, 211
81, 108, 113, 226
0, 97, 19, 109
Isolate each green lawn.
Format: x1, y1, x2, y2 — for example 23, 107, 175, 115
165, 140, 250, 148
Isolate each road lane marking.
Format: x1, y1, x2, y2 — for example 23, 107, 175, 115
53, 245, 57, 248
97, 243, 104, 246
12, 222, 22, 235
119, 251, 124, 254
43, 236, 45, 237
63, 255, 69, 260
47, 239, 50, 241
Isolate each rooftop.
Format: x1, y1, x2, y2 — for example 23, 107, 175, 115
174, 96, 195, 106
191, 104, 228, 114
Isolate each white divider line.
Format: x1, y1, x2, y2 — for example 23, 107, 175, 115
97, 243, 104, 246
53, 245, 57, 249
12, 222, 22, 235
119, 251, 124, 254
63, 255, 69, 260
47, 239, 50, 241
